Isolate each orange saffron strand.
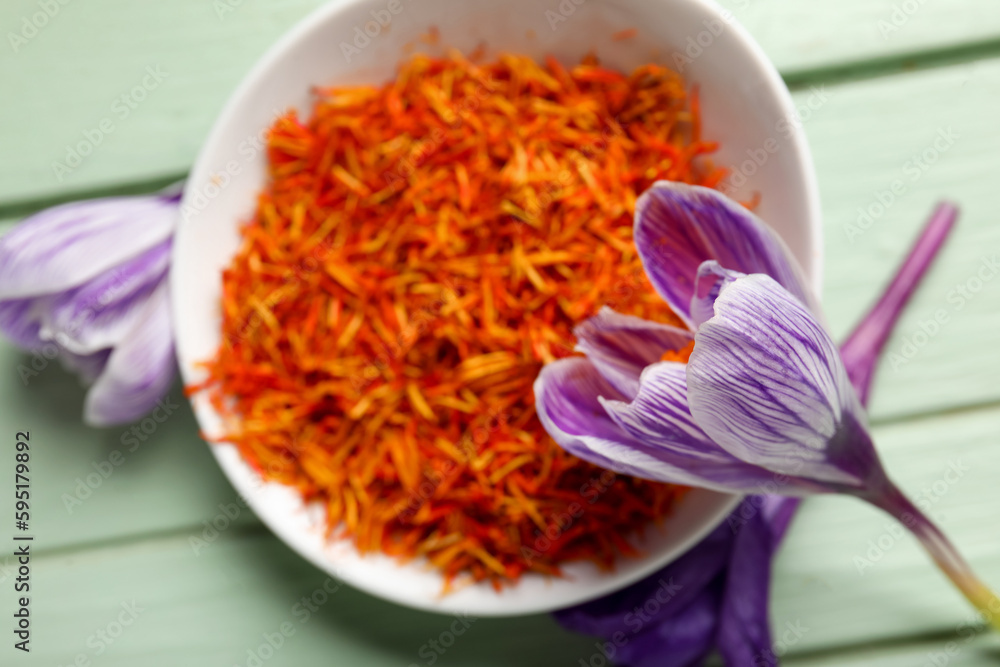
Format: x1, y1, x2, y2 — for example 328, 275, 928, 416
612, 28, 639, 41
197, 51, 725, 590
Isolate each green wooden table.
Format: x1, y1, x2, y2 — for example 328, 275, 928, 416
2, 1, 1000, 665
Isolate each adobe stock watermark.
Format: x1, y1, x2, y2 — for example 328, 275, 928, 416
545, 0, 749, 34
917, 568, 1000, 667
576, 577, 683, 667
751, 620, 810, 666
189, 491, 262, 556
15, 342, 62, 386
726, 459, 807, 533
233, 574, 345, 667
393, 405, 508, 521
61, 396, 182, 514
669, 5, 748, 73
213, 0, 246, 20
51, 65, 170, 182
843, 126, 960, 243
54, 600, 145, 667
518, 466, 620, 565
340, 0, 413, 63
886, 254, 999, 371
854, 460, 968, 574
919, 641, 964, 667
505, 115, 628, 229
380, 74, 497, 194
406, 612, 478, 666
877, 0, 930, 40
188, 454, 285, 556
179, 107, 286, 224
716, 86, 832, 198
8, 0, 74, 53
916, 597, 1000, 667
954, 598, 1000, 654
517, 450, 654, 567
543, 0, 590, 31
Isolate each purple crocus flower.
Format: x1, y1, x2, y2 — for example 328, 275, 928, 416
554, 200, 959, 666
0, 192, 179, 426
534, 184, 839, 495
538, 183, 1000, 660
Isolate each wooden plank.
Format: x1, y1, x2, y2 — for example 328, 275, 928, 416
2, 0, 1000, 206
0, 211, 251, 551
2, 41, 1000, 667
6, 529, 998, 667
785, 635, 1000, 667
0, 327, 256, 554
4, 59, 1000, 432
7, 530, 596, 667
5, 58, 1000, 424
719, 0, 1000, 76
7, 528, 998, 667
771, 405, 1000, 652
0, 217, 236, 552
4, 401, 998, 663
809, 58, 1000, 422
0, 0, 327, 207
1, 54, 1000, 601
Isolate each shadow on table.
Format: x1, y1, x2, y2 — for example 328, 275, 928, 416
235, 524, 598, 667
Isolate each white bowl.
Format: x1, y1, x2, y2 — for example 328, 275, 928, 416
171, 0, 821, 616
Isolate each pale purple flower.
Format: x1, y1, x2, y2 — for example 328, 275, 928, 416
535, 183, 834, 496
0, 192, 180, 426
554, 200, 956, 667
556, 493, 798, 667
539, 183, 1000, 662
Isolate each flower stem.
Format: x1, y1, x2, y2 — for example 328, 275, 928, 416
839, 202, 958, 405
847, 207, 999, 631
775, 204, 961, 534
870, 482, 1000, 632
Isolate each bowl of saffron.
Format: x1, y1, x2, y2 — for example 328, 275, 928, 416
171, 0, 822, 615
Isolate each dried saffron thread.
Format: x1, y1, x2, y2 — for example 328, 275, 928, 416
195, 50, 728, 590
612, 28, 639, 42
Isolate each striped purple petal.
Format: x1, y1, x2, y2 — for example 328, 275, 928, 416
634, 182, 816, 327
686, 271, 882, 490
598, 362, 798, 494
83, 281, 175, 426
534, 357, 692, 481
535, 357, 799, 491
533, 356, 647, 474
0, 195, 176, 300
553, 201, 959, 667
37, 241, 171, 356
573, 307, 693, 400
